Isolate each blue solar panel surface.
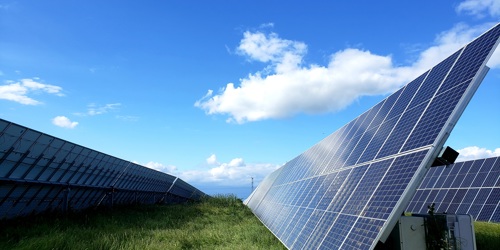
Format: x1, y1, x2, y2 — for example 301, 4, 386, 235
245, 23, 500, 249
0, 118, 206, 219
407, 156, 500, 222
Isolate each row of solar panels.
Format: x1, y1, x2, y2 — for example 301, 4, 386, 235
408, 156, 500, 222
244, 23, 500, 250
0, 118, 206, 220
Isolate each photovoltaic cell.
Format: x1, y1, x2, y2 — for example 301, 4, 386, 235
408, 156, 500, 222
244, 23, 500, 249
0, 118, 206, 219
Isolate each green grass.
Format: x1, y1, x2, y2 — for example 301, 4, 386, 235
475, 221, 500, 250
0, 194, 286, 250
1, 197, 498, 249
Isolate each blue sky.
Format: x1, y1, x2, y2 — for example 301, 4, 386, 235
1, 0, 500, 198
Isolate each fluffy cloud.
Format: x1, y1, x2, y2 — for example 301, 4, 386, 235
196, 23, 499, 123
456, 0, 500, 18
143, 161, 178, 174
52, 116, 78, 129
456, 146, 500, 162
178, 154, 280, 187
206, 154, 219, 165
236, 31, 307, 71
0, 78, 63, 105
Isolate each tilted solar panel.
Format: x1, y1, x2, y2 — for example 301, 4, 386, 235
0, 118, 207, 219
407, 156, 500, 222
245, 23, 500, 249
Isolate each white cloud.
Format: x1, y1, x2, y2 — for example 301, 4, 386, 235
236, 31, 307, 68
138, 154, 279, 187
456, 0, 500, 18
143, 161, 178, 174
206, 154, 219, 165
75, 103, 121, 116
457, 146, 500, 162
259, 22, 275, 29
52, 116, 78, 129
196, 23, 498, 123
88, 103, 121, 115
178, 154, 281, 187
0, 78, 64, 105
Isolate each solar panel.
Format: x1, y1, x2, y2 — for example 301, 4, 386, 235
407, 156, 500, 222
245, 23, 500, 249
0, 118, 207, 219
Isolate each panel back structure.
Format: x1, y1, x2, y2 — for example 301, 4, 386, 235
245, 23, 500, 249
407, 156, 500, 222
0, 118, 206, 220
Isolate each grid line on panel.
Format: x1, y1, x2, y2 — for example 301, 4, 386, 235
335, 113, 375, 170
317, 168, 371, 245
319, 214, 358, 249
376, 102, 429, 159
408, 156, 500, 222
475, 188, 495, 220
291, 210, 325, 249
342, 160, 395, 218
328, 165, 369, 214
20, 152, 45, 180
490, 199, 500, 222
65, 162, 84, 185
13, 132, 45, 178
303, 175, 327, 209
318, 124, 350, 175
353, 71, 429, 166
304, 212, 338, 249
468, 159, 488, 187
484, 157, 500, 187
283, 208, 312, 246
297, 177, 319, 207
402, 80, 473, 151
335, 160, 392, 248
320, 169, 353, 211
343, 99, 391, 167
385, 53, 463, 161
457, 189, 479, 214
7, 127, 29, 154
312, 136, 339, 177
251, 167, 285, 211
322, 117, 362, 174
450, 162, 469, 188
302, 149, 319, 179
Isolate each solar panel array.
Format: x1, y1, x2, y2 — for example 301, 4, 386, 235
408, 156, 500, 222
0, 118, 206, 220
245, 23, 500, 250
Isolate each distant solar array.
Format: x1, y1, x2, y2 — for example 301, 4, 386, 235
408, 156, 500, 222
0, 118, 206, 220
245, 23, 500, 249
